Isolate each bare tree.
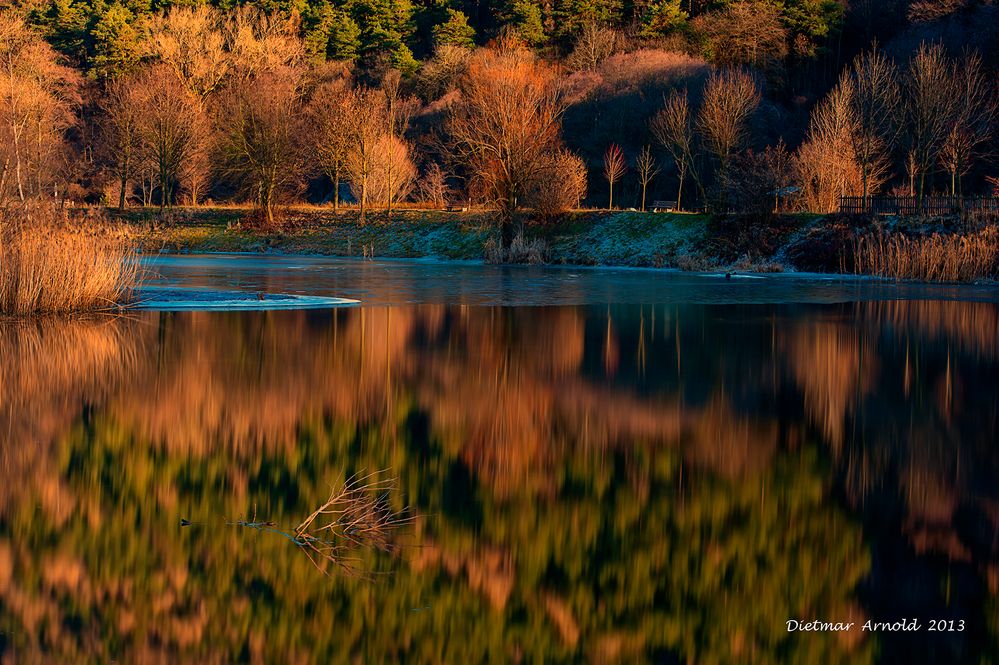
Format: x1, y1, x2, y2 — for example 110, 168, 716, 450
693, 3, 788, 72
365, 134, 417, 207
216, 68, 306, 226
380, 70, 419, 218
226, 6, 304, 81
907, 0, 967, 23
567, 22, 619, 72
939, 51, 995, 199
381, 70, 418, 140
635, 145, 660, 211
308, 77, 358, 211
0, 13, 80, 203
99, 76, 143, 209
146, 6, 231, 101
651, 89, 696, 211
416, 162, 451, 208
697, 69, 760, 178
446, 37, 565, 247
346, 87, 387, 224
180, 115, 212, 206
132, 65, 202, 212
795, 80, 862, 213
847, 46, 900, 204
603, 144, 626, 209
905, 43, 958, 208
726, 141, 793, 214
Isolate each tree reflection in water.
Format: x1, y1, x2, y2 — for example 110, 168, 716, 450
0, 302, 996, 663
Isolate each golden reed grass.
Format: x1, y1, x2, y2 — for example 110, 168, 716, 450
0, 206, 140, 314
854, 227, 999, 282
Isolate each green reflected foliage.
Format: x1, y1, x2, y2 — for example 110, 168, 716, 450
1, 404, 872, 663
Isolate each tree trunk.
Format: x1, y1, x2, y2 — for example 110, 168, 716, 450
387, 179, 394, 221
917, 171, 926, 213
332, 165, 340, 212
676, 168, 685, 212
641, 183, 647, 212
501, 215, 514, 250
608, 182, 614, 209
159, 165, 168, 213
118, 172, 127, 210
500, 189, 517, 250
862, 167, 869, 210
360, 175, 367, 225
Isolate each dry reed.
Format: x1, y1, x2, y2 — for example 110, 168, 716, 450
0, 206, 140, 314
854, 227, 999, 282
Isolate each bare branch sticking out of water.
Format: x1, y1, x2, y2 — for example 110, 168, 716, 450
186, 471, 414, 578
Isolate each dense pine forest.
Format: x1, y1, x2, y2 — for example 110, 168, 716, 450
2, 0, 999, 239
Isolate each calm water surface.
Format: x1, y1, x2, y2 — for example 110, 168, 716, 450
1, 256, 998, 663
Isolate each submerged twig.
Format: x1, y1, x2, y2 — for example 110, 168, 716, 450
185, 471, 414, 578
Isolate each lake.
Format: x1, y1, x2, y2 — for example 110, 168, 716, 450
1, 255, 997, 663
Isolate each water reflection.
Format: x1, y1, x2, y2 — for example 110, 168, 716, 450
0, 302, 996, 663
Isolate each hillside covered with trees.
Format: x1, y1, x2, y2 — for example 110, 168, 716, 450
2, 0, 999, 251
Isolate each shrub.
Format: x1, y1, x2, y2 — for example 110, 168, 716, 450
528, 149, 588, 219
0, 207, 140, 314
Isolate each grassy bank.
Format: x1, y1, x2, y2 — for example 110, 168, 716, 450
126, 206, 999, 282
127, 206, 727, 267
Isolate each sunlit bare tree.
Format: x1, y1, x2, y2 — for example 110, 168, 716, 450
346, 87, 388, 224
651, 89, 697, 211
132, 65, 204, 211
216, 68, 306, 226
603, 143, 626, 209
308, 77, 358, 211
635, 145, 660, 212
0, 13, 80, 203
99, 76, 143, 209
697, 69, 760, 177
795, 80, 863, 213
447, 36, 565, 246
146, 6, 231, 101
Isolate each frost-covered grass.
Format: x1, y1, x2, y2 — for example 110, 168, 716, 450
540, 211, 710, 266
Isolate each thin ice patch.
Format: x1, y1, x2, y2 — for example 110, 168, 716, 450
133, 287, 359, 311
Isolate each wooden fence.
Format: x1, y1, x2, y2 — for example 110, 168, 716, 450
840, 196, 999, 216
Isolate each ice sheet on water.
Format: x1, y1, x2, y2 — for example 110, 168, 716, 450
134, 286, 359, 311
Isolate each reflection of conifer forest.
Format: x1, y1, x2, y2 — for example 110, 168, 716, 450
1, 302, 998, 662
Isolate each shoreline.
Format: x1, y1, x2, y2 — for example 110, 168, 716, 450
125, 206, 999, 284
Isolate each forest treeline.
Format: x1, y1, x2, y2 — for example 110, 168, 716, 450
1, 0, 998, 241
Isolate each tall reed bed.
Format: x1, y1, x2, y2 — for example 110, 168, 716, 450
0, 206, 139, 314
854, 227, 999, 282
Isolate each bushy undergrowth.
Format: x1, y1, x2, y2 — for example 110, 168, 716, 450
854, 227, 999, 282
0, 207, 139, 314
